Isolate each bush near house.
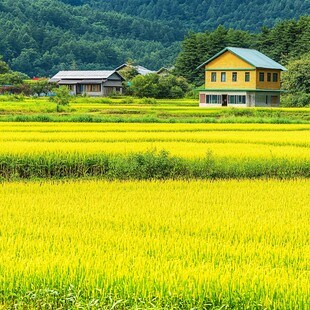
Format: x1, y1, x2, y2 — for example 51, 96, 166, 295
0, 59, 29, 95
24, 79, 56, 96
281, 53, 310, 107
131, 73, 191, 99
0, 58, 37, 96
50, 86, 72, 111
0, 85, 28, 96
0, 80, 55, 97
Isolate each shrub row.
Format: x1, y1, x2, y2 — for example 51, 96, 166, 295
0, 151, 309, 180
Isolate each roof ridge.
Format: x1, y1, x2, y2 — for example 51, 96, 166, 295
227, 47, 255, 50
49, 70, 125, 81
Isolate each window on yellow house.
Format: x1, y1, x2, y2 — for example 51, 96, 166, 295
212, 95, 219, 103
245, 72, 250, 82
238, 95, 246, 104
211, 72, 216, 82
229, 95, 246, 104
259, 72, 264, 82
206, 95, 221, 104
229, 95, 235, 104
267, 73, 271, 82
232, 72, 237, 82
221, 72, 226, 82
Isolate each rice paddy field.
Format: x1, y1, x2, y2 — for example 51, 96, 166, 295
0, 101, 310, 308
0, 122, 309, 179
0, 179, 309, 309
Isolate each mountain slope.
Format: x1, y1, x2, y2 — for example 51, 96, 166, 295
0, 0, 183, 77
0, 0, 309, 77
77, 0, 310, 31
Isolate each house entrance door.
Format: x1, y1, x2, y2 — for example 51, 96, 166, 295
222, 94, 228, 106
271, 95, 278, 107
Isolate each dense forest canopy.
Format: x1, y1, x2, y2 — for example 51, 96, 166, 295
0, 0, 181, 77
81, 0, 310, 31
0, 0, 309, 77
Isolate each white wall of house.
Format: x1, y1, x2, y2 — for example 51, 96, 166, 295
199, 91, 280, 107
199, 91, 247, 107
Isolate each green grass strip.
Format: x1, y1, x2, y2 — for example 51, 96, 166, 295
0, 114, 308, 124
0, 151, 309, 180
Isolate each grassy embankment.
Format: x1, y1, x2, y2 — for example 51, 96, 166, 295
0, 96, 309, 123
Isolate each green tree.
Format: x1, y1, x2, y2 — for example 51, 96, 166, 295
282, 53, 310, 94
118, 60, 139, 81
131, 73, 190, 98
157, 75, 190, 98
0, 72, 24, 85
51, 86, 72, 111
29, 80, 55, 95
131, 74, 160, 98
281, 53, 310, 107
0, 58, 10, 74
174, 32, 200, 85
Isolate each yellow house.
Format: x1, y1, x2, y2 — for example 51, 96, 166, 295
197, 47, 287, 107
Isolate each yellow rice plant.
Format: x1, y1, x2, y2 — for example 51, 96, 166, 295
0, 179, 309, 308
1, 129, 309, 145
0, 123, 309, 147
0, 123, 309, 161
1, 122, 309, 132
0, 141, 309, 160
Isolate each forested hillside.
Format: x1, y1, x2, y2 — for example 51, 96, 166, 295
83, 0, 309, 31
0, 0, 309, 77
0, 0, 181, 77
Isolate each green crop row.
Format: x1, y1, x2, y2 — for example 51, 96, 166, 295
0, 285, 282, 309
0, 113, 308, 124
0, 151, 309, 180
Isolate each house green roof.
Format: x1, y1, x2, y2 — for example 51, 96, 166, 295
197, 47, 287, 71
